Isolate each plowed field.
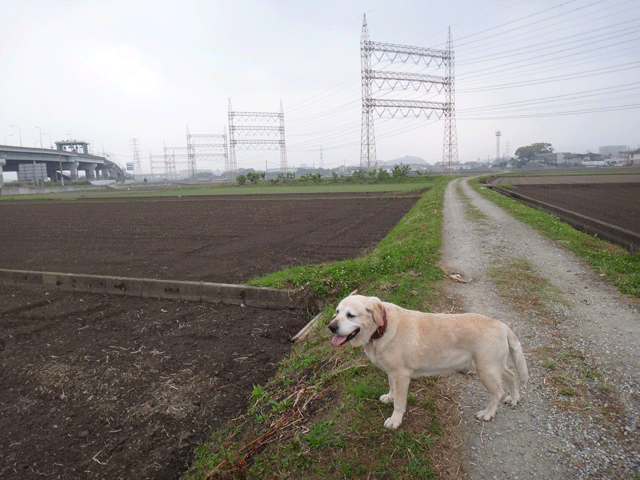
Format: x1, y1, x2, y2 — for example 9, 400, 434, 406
515, 184, 640, 235
0, 191, 421, 480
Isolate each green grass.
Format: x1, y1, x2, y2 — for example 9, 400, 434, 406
183, 176, 452, 480
471, 177, 640, 298
0, 177, 435, 201
454, 179, 487, 223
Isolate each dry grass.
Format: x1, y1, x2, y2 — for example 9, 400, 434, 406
487, 258, 569, 321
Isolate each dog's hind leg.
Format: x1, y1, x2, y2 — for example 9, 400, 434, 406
474, 366, 504, 421
383, 374, 410, 429
501, 367, 520, 406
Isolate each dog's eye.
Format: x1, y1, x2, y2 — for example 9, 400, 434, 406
347, 312, 355, 319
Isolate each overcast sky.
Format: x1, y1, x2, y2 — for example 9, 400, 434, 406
1, 0, 638, 174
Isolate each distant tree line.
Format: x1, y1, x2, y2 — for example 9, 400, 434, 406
235, 164, 431, 186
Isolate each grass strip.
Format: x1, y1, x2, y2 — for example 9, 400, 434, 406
0, 176, 436, 201
470, 177, 640, 298
487, 258, 569, 319
454, 179, 487, 223
183, 176, 456, 480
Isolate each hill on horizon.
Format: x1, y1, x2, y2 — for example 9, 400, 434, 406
378, 155, 427, 166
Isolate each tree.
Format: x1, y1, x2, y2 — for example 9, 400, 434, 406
391, 164, 410, 180
246, 172, 265, 184
514, 143, 554, 162
377, 168, 390, 182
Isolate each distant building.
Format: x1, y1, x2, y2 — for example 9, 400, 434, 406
558, 153, 603, 165
599, 145, 628, 157
460, 161, 484, 170
534, 152, 564, 165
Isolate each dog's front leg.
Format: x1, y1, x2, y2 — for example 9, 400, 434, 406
380, 373, 395, 404
383, 374, 410, 429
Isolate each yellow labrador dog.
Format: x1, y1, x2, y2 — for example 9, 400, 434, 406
328, 294, 528, 429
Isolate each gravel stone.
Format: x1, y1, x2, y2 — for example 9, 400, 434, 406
441, 178, 640, 480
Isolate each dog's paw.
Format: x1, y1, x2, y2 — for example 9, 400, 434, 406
474, 409, 495, 421
503, 395, 519, 406
379, 393, 393, 404
383, 416, 402, 429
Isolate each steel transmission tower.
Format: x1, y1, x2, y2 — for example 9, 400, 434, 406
360, 15, 458, 171
186, 126, 196, 179
186, 127, 229, 180
360, 15, 376, 170
228, 100, 287, 173
152, 142, 178, 178
149, 151, 165, 177
130, 138, 142, 177
443, 28, 459, 172
163, 144, 188, 178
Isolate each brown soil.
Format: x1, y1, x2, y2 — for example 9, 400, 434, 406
0, 191, 420, 480
513, 184, 640, 235
0, 192, 419, 283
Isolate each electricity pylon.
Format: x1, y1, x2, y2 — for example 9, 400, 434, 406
360, 15, 458, 171
228, 100, 287, 173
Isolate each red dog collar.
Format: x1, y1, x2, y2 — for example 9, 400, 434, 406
370, 306, 387, 341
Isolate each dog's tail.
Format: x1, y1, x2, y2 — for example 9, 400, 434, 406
507, 329, 529, 386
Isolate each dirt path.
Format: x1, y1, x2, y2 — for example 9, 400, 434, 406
441, 178, 640, 479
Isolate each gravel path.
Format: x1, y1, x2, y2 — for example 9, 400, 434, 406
441, 178, 640, 479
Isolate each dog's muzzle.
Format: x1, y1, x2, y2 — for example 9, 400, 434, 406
328, 322, 360, 346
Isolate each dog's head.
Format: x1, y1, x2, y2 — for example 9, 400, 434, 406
328, 294, 386, 348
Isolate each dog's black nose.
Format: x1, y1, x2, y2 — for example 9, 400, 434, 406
328, 322, 338, 334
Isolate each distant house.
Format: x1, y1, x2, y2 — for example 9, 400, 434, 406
554, 152, 603, 166
460, 161, 484, 170
631, 149, 640, 166
522, 160, 546, 170
534, 152, 564, 165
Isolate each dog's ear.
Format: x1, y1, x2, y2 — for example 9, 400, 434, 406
368, 298, 385, 327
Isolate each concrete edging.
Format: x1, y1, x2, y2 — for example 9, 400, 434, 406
0, 269, 319, 311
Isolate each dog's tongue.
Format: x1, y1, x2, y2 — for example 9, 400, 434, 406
332, 334, 348, 347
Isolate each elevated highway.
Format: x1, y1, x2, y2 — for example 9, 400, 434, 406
0, 141, 124, 182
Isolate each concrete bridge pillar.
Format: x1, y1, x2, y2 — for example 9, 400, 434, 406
85, 164, 96, 180
69, 161, 79, 181
46, 163, 58, 181
0, 157, 5, 186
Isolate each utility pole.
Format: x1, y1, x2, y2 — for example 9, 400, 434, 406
10, 125, 22, 146
35, 127, 43, 148
496, 131, 501, 162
